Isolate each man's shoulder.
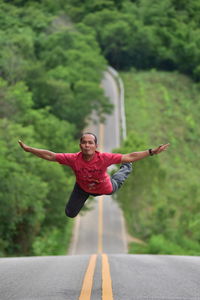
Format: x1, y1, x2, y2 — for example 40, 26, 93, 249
97, 151, 116, 161
96, 151, 110, 158
56, 152, 80, 163
99, 152, 122, 164
98, 152, 115, 157
69, 152, 81, 160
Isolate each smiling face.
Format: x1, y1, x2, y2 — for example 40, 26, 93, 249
79, 134, 98, 159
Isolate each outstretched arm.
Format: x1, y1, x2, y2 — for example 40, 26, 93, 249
121, 143, 170, 163
18, 140, 57, 161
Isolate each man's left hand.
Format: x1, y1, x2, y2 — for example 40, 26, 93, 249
152, 143, 170, 155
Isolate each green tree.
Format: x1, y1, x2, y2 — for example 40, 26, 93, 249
0, 120, 48, 255
0, 79, 33, 122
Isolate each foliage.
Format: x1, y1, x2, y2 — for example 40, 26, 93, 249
129, 235, 200, 256
0, 2, 111, 133
32, 220, 74, 256
81, 0, 200, 81
116, 70, 200, 255
0, 120, 46, 255
1, 0, 200, 257
0, 0, 110, 256
4, 0, 200, 81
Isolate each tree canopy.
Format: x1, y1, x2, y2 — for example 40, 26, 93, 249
0, 0, 111, 256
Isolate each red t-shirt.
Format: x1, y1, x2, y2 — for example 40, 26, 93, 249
55, 151, 122, 194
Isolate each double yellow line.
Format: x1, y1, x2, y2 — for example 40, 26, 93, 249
79, 123, 114, 300
79, 253, 114, 300
98, 122, 104, 254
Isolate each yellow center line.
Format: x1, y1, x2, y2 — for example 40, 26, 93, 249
79, 122, 114, 300
98, 195, 103, 254
99, 123, 114, 298
98, 122, 104, 254
79, 254, 97, 300
102, 253, 114, 300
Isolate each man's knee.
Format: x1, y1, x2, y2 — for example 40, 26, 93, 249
120, 162, 133, 172
65, 207, 78, 218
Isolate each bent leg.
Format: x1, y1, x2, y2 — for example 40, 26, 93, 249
110, 163, 133, 194
65, 183, 90, 218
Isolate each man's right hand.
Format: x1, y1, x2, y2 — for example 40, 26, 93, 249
18, 140, 29, 152
18, 140, 56, 161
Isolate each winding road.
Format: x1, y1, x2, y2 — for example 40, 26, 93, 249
0, 70, 200, 300
68, 69, 127, 256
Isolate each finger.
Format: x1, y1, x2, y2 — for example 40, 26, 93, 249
18, 140, 24, 148
158, 146, 166, 152
160, 143, 169, 149
162, 144, 169, 151
164, 144, 169, 149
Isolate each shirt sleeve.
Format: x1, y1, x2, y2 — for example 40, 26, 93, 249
55, 153, 76, 166
102, 152, 122, 167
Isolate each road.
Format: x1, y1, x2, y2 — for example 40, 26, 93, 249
0, 253, 200, 299
68, 69, 127, 255
0, 70, 200, 300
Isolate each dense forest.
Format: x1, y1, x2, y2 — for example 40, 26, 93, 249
0, 0, 111, 256
0, 0, 200, 256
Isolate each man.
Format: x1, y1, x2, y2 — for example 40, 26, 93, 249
18, 133, 169, 218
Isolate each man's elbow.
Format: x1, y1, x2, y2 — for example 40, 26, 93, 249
46, 153, 57, 161
121, 154, 134, 163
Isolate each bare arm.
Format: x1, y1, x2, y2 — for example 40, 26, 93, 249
121, 143, 170, 163
18, 140, 57, 161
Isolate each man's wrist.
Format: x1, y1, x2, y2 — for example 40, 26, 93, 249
148, 149, 154, 156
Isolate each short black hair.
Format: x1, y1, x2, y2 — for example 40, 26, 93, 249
80, 132, 98, 144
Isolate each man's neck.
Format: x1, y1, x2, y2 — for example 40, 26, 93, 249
82, 152, 95, 161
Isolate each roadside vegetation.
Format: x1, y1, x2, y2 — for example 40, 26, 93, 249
115, 70, 200, 255
0, 1, 110, 256
0, 0, 199, 256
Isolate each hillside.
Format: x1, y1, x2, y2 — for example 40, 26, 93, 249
115, 70, 200, 255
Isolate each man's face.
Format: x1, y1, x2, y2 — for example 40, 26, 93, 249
80, 134, 97, 156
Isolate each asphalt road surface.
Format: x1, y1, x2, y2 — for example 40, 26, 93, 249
68, 69, 127, 255
0, 70, 200, 300
0, 254, 199, 299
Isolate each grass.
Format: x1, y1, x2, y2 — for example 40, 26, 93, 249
117, 69, 200, 255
